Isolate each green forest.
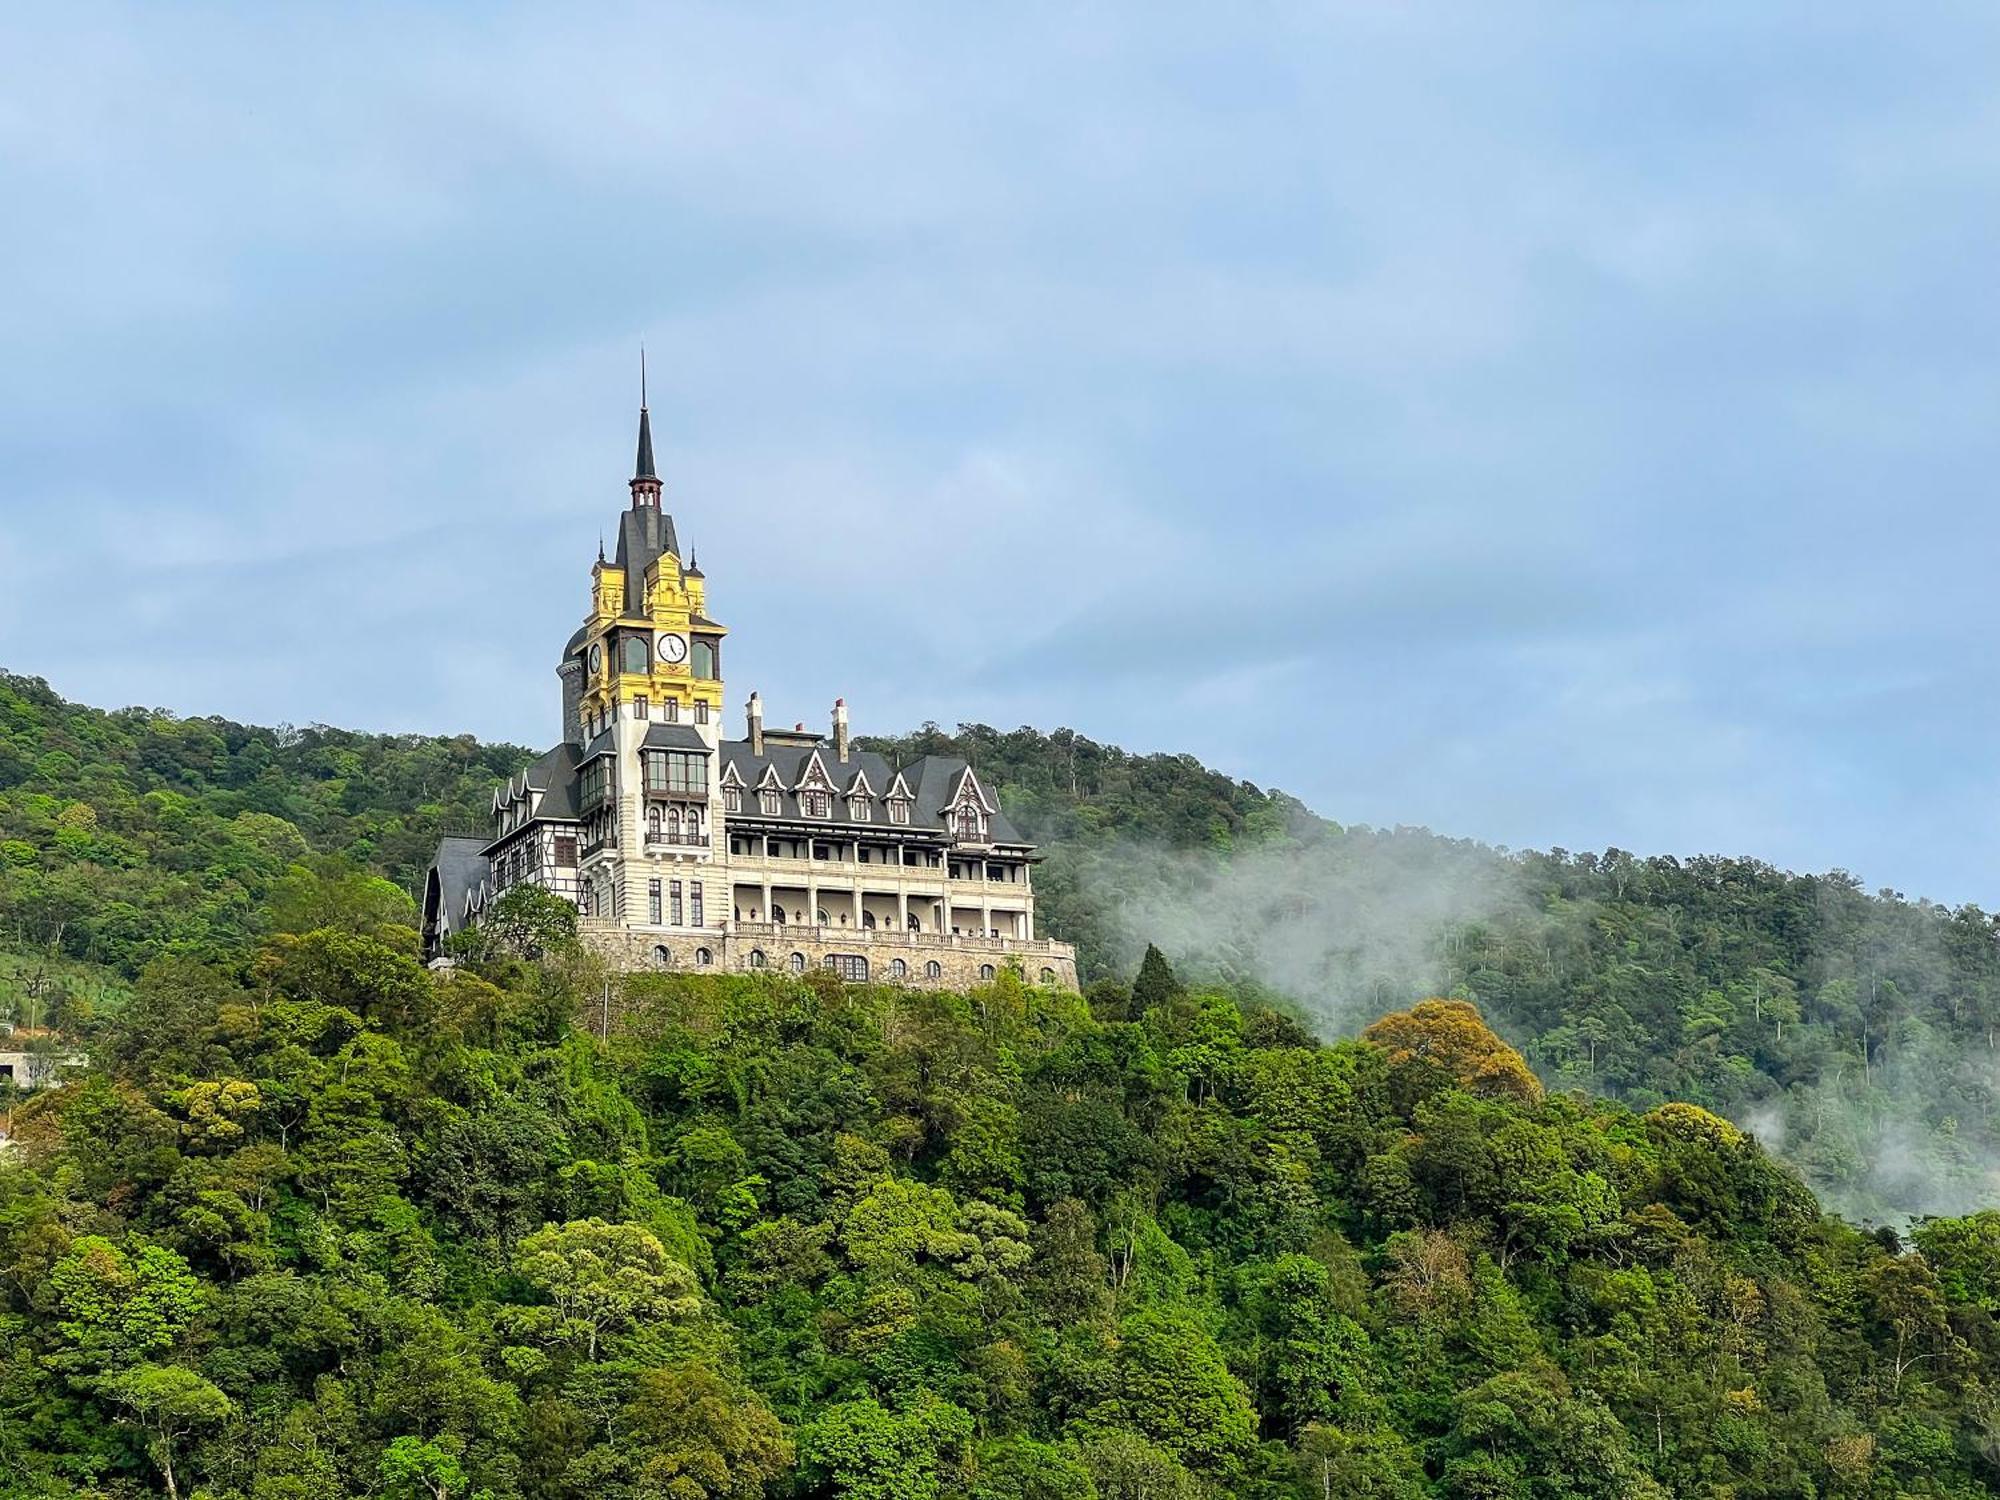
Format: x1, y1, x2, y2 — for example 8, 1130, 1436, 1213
8, 670, 2000, 1495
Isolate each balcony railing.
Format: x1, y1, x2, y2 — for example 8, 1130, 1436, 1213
719, 920, 1062, 955
645, 831, 711, 848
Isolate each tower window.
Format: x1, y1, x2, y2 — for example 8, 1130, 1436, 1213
691, 639, 716, 679
665, 698, 680, 722
621, 637, 650, 675
634, 696, 649, 720
695, 701, 709, 725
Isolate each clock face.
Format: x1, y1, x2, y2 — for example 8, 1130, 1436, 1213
587, 644, 602, 673
658, 633, 689, 664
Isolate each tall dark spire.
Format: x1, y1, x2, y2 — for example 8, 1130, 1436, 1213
630, 346, 663, 508
634, 346, 658, 480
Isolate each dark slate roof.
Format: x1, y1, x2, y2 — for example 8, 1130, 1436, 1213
642, 723, 708, 750
613, 506, 680, 620
716, 740, 1028, 843
564, 624, 589, 656
635, 405, 657, 480
479, 736, 1029, 847
424, 835, 491, 942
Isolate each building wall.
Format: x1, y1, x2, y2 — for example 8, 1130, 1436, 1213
577, 919, 1079, 989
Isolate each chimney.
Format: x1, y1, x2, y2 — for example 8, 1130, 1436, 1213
746, 691, 764, 756
833, 698, 850, 762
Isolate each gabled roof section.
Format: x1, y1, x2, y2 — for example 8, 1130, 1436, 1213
792, 750, 838, 793
713, 740, 1028, 842
844, 766, 877, 797
946, 765, 998, 815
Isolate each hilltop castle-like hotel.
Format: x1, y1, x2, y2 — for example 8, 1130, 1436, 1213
423, 399, 1077, 988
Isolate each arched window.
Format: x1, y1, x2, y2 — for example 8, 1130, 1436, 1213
695, 947, 713, 967
816, 908, 830, 926
979, 964, 996, 982
653, 945, 673, 968
924, 960, 942, 980
955, 806, 983, 840
907, 913, 922, 931
861, 910, 875, 929
1040, 968, 1057, 985
667, 805, 682, 840
647, 805, 662, 839
772, 903, 787, 925
748, 948, 766, 968
890, 958, 907, 979
789, 952, 806, 973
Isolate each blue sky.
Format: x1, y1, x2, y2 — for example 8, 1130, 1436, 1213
3, 4, 1999, 902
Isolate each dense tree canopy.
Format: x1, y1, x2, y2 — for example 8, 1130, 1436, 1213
0, 890, 1998, 1498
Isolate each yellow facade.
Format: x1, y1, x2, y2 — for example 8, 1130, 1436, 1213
582, 551, 728, 726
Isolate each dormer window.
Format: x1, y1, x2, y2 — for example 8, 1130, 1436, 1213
887, 797, 911, 825
848, 794, 871, 821
801, 789, 831, 818
760, 789, 782, 816
954, 805, 984, 841
724, 786, 741, 813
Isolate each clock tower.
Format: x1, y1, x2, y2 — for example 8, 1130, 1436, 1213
561, 393, 730, 922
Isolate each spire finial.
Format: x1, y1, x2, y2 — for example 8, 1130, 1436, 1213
629, 347, 663, 507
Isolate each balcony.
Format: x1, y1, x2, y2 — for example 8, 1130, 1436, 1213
645, 831, 710, 849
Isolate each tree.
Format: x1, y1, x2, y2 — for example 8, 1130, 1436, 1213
378, 1435, 469, 1500
1362, 999, 1542, 1103
797, 1394, 975, 1500
482, 883, 580, 961
622, 1362, 793, 1499
100, 1363, 234, 1500
1130, 944, 1182, 1014
514, 1218, 703, 1360
48, 1236, 206, 1371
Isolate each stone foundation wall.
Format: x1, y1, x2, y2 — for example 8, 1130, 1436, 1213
577, 919, 1079, 989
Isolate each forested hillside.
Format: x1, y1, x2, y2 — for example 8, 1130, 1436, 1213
8, 669, 2000, 1223
9, 881, 2000, 1499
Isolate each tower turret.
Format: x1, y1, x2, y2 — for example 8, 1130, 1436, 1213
631, 351, 662, 510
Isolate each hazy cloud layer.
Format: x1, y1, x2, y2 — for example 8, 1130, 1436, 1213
4, 3, 1999, 899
